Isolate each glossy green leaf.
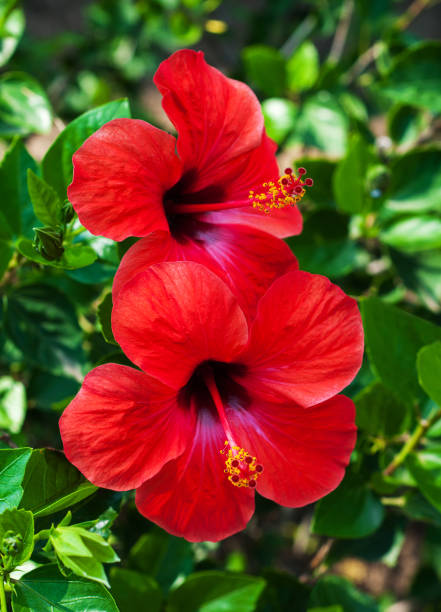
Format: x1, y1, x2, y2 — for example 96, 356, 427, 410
312, 476, 384, 538
355, 381, 412, 437
380, 216, 441, 252
42, 98, 131, 200
17, 238, 97, 270
27, 169, 63, 226
361, 297, 441, 403
110, 568, 162, 612
128, 530, 193, 592
20, 448, 97, 517
292, 92, 348, 155
98, 292, 117, 345
309, 575, 379, 612
4, 284, 85, 377
334, 133, 375, 214
0, 137, 38, 237
256, 569, 309, 612
376, 42, 441, 113
168, 571, 266, 612
384, 148, 441, 215
0, 5, 25, 67
0, 508, 33, 571
407, 447, 441, 513
0, 448, 31, 512
0, 375, 26, 433
417, 342, 441, 406
242, 45, 286, 97
262, 98, 297, 144
286, 41, 319, 93
11, 564, 119, 612
0, 72, 52, 135
390, 248, 441, 313
387, 104, 428, 146
294, 158, 337, 208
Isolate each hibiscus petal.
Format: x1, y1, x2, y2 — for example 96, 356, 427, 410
154, 49, 263, 193
59, 364, 193, 490
229, 394, 357, 507
135, 409, 255, 542
112, 261, 249, 389
112, 224, 297, 322
241, 270, 364, 407
204, 134, 303, 238
68, 119, 181, 241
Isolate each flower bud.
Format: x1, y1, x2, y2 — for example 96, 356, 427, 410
34, 226, 64, 261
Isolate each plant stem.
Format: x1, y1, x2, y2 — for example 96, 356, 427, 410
0, 577, 8, 612
383, 409, 441, 476
328, 0, 354, 63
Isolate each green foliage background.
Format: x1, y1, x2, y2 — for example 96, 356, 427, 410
1, 0, 441, 610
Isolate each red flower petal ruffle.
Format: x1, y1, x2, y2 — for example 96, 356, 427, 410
229, 394, 357, 507
112, 223, 297, 322
135, 409, 255, 542
112, 262, 249, 390
59, 364, 193, 490
241, 270, 364, 407
68, 119, 181, 241
154, 49, 264, 194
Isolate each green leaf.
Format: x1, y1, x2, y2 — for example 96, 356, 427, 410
361, 297, 441, 403
17, 238, 97, 270
0, 448, 31, 512
417, 343, 441, 406
19, 448, 97, 517
0, 5, 25, 67
168, 571, 266, 612
0, 72, 52, 135
390, 248, 441, 313
312, 476, 384, 539
292, 92, 348, 155
4, 284, 85, 377
407, 447, 441, 513
387, 104, 428, 146
0, 508, 33, 571
0, 137, 38, 237
355, 381, 412, 437
376, 42, 441, 113
0, 376, 26, 433
0, 239, 13, 281
334, 133, 376, 215
384, 148, 441, 216
262, 98, 297, 144
128, 530, 193, 591
11, 564, 119, 612
110, 568, 162, 612
42, 98, 131, 200
242, 45, 286, 97
294, 158, 337, 209
309, 575, 379, 612
380, 216, 441, 252
286, 41, 319, 93
27, 169, 63, 226
256, 569, 309, 612
97, 293, 117, 345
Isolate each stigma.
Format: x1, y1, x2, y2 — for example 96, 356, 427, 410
220, 441, 263, 488
248, 167, 313, 214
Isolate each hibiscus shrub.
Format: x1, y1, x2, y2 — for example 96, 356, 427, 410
1, 0, 441, 611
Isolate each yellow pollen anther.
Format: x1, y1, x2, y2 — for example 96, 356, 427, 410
248, 167, 313, 214
220, 441, 263, 488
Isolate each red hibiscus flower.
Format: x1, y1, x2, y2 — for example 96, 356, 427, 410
68, 49, 312, 318
60, 262, 363, 542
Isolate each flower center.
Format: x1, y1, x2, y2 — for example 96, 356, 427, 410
248, 167, 313, 214
220, 441, 264, 488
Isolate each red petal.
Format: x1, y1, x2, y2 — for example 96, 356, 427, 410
242, 270, 364, 407
112, 261, 249, 389
230, 395, 357, 507
135, 410, 255, 542
113, 224, 297, 322
204, 134, 303, 238
68, 119, 181, 241
154, 49, 263, 193
59, 364, 193, 490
